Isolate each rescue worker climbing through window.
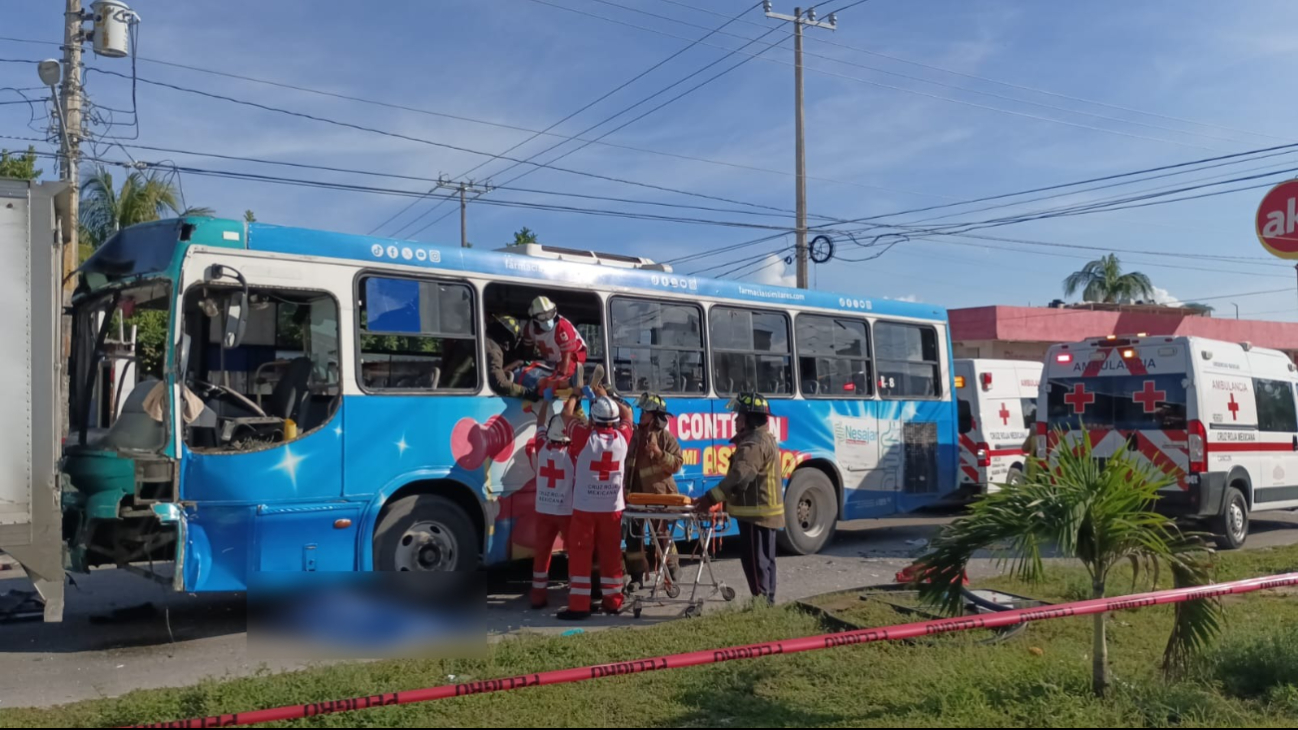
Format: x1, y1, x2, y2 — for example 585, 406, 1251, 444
523, 296, 588, 393
694, 392, 783, 606
529, 396, 576, 609
624, 392, 684, 588
558, 384, 633, 620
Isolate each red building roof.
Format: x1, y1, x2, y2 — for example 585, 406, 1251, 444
950, 305, 1298, 352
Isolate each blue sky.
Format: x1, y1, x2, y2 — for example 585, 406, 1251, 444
4, 0, 1298, 318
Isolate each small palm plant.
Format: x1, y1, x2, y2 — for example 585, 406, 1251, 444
915, 430, 1222, 697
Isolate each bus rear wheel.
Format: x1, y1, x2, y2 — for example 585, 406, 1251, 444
778, 469, 838, 555
374, 494, 480, 573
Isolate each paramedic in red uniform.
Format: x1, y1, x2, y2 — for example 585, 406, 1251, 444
529, 398, 577, 609
558, 385, 633, 621
523, 296, 588, 392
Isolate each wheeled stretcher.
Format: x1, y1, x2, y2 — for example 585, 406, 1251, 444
621, 493, 736, 618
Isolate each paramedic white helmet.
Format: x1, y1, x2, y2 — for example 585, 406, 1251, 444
546, 414, 570, 442
529, 296, 558, 332
591, 396, 620, 426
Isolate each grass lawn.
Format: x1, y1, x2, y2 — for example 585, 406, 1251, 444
3, 546, 1297, 728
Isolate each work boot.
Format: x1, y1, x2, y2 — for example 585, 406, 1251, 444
557, 609, 591, 621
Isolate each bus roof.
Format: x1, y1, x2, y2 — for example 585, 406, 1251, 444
162, 216, 948, 322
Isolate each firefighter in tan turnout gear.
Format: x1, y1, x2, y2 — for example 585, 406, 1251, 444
694, 393, 784, 605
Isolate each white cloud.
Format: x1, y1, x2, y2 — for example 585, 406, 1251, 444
1151, 287, 1183, 306
750, 255, 796, 288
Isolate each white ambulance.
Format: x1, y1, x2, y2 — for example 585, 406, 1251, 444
1040, 335, 1298, 550
955, 359, 1042, 494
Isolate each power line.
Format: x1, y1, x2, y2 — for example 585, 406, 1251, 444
0, 34, 946, 210
83, 67, 819, 220
650, 0, 1286, 144
882, 148, 1298, 231
373, 1, 766, 237
404, 3, 796, 239
59, 152, 835, 234
818, 140, 1298, 229
591, 0, 1259, 149
517, 1, 1229, 152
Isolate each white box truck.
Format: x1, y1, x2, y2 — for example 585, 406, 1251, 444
0, 180, 69, 621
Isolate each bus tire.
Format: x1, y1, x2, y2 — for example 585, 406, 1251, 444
1212, 486, 1249, 551
778, 469, 838, 555
374, 494, 480, 573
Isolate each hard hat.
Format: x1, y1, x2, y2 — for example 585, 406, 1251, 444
637, 392, 669, 415
726, 392, 771, 416
528, 296, 557, 320
545, 414, 570, 442
591, 396, 620, 426
491, 314, 522, 346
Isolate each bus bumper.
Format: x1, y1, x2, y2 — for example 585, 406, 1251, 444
1158, 473, 1226, 520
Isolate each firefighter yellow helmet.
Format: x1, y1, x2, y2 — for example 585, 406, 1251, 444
726, 392, 770, 416
637, 392, 669, 415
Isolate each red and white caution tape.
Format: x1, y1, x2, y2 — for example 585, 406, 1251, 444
125, 572, 1298, 728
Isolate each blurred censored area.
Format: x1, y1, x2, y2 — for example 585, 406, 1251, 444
247, 571, 487, 660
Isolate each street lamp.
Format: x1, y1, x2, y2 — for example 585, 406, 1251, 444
1232, 303, 1240, 320
37, 60, 72, 176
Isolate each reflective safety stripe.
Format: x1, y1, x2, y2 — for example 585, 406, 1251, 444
531, 581, 548, 589
570, 588, 591, 596
727, 504, 784, 518
533, 572, 549, 579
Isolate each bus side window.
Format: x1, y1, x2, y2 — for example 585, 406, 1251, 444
710, 306, 792, 396
796, 314, 872, 398
609, 297, 706, 395
357, 276, 478, 392
874, 321, 942, 399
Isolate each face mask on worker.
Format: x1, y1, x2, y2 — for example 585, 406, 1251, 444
536, 315, 556, 332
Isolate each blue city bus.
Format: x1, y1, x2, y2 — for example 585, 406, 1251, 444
61, 216, 958, 594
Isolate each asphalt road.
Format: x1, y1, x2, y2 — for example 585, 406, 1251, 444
2, 509, 1295, 710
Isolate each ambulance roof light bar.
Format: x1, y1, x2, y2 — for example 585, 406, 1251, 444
1056, 353, 1073, 364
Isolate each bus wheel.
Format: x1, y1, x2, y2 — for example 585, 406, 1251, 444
778, 469, 838, 555
375, 494, 480, 572
1212, 487, 1249, 551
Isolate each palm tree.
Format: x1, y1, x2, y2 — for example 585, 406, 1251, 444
1063, 254, 1156, 303
913, 431, 1221, 697
79, 165, 215, 249
513, 226, 538, 245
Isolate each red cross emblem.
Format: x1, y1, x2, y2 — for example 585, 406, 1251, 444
539, 459, 566, 489
589, 451, 621, 481
998, 403, 1011, 426
1228, 393, 1240, 421
534, 336, 558, 360
1064, 383, 1095, 414
1132, 380, 1166, 414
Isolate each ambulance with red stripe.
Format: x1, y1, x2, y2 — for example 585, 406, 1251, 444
1040, 335, 1298, 549
955, 359, 1041, 494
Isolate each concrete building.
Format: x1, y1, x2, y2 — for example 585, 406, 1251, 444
950, 303, 1298, 363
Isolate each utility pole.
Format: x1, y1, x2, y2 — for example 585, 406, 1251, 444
61, 0, 83, 300
765, 2, 836, 289
434, 176, 493, 248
